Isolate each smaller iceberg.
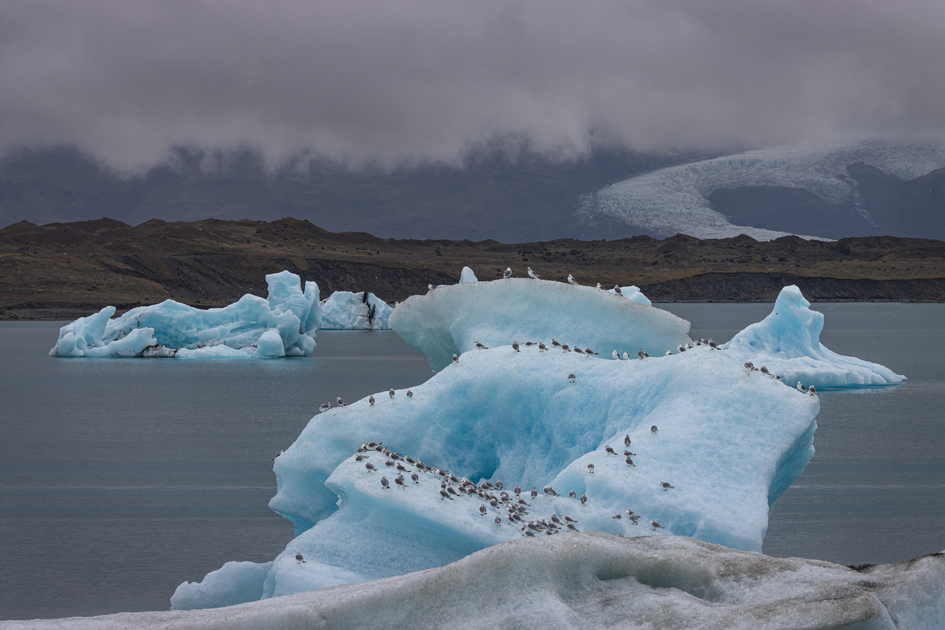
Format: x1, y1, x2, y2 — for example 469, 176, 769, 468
50, 271, 321, 358
319, 291, 392, 330
722, 285, 905, 388
459, 266, 478, 283
608, 284, 652, 306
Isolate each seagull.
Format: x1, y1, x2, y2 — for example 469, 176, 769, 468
365, 462, 376, 472
797, 382, 808, 393
605, 445, 616, 455
809, 385, 818, 396
612, 350, 620, 360
568, 373, 576, 383
760, 365, 769, 375
660, 482, 674, 491
495, 516, 502, 526
561, 344, 570, 351
574, 347, 585, 355
389, 388, 395, 398
637, 349, 647, 359
539, 342, 547, 351
407, 390, 413, 398
569, 490, 577, 499
452, 354, 459, 364
428, 284, 434, 293
439, 489, 452, 500
527, 267, 539, 279
503, 268, 512, 279
496, 480, 503, 490
624, 450, 636, 457
512, 342, 520, 352
531, 487, 538, 500
580, 493, 587, 505
745, 361, 756, 370
381, 477, 390, 489
651, 425, 658, 433
318, 402, 331, 413
665, 350, 673, 356
584, 348, 596, 355
479, 504, 487, 516
514, 485, 521, 496
474, 341, 488, 349
624, 435, 631, 447
596, 283, 602, 290
623, 351, 631, 360
587, 463, 595, 473
677, 345, 686, 353
551, 339, 561, 347
411, 472, 419, 484
369, 395, 375, 406
628, 514, 640, 525
651, 520, 664, 530
564, 515, 577, 523
614, 285, 622, 295
567, 523, 578, 531
395, 475, 406, 488
336, 397, 345, 406
612, 514, 622, 519
708, 339, 718, 348
568, 274, 578, 285
625, 457, 636, 467
543, 485, 558, 496
296, 552, 306, 564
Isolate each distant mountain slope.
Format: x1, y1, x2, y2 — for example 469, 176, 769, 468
579, 141, 945, 241
0, 145, 700, 243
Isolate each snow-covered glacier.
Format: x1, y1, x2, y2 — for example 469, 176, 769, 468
319, 290, 392, 330
723, 285, 905, 388
17, 535, 943, 629
580, 140, 945, 240
389, 278, 687, 371
169, 339, 819, 608
49, 270, 321, 358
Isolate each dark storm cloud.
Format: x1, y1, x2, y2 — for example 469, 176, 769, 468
2, 0, 945, 170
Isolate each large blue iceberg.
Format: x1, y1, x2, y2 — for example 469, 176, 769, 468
172, 335, 819, 608
389, 278, 689, 371
49, 271, 321, 358
722, 285, 905, 388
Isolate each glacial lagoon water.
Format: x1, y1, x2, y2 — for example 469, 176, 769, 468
1, 303, 943, 620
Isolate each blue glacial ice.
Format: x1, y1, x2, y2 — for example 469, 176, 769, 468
172, 339, 819, 609
49, 271, 321, 358
18, 536, 934, 629
318, 290, 392, 330
459, 266, 478, 283
389, 278, 689, 371
607, 284, 652, 306
722, 285, 905, 388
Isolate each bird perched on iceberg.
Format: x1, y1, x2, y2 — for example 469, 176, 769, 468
503, 268, 512, 279
452, 354, 459, 364
651, 520, 664, 530
612, 350, 620, 360
614, 285, 622, 294
527, 267, 539, 279
336, 397, 345, 406
369, 396, 375, 406
567, 274, 578, 285
318, 402, 330, 413
389, 388, 395, 398
295, 552, 306, 564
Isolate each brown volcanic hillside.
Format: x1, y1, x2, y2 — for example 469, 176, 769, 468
2, 217, 944, 319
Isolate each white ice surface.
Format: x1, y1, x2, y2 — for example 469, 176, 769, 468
49, 271, 320, 358
389, 278, 689, 371
580, 140, 945, 240
171, 343, 818, 607
458, 266, 478, 283
319, 291, 392, 330
722, 286, 905, 388
15, 535, 945, 629
607, 285, 652, 307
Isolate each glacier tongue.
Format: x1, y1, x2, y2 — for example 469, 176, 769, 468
49, 270, 320, 358
389, 277, 689, 371
722, 285, 905, 388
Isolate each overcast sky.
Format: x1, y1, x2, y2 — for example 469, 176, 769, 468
2, 0, 945, 171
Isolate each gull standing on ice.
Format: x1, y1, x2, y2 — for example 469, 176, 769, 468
512, 342, 520, 352
407, 390, 413, 398
503, 268, 512, 279
527, 267, 539, 279
568, 373, 576, 383
651, 425, 658, 433
651, 520, 664, 530
531, 487, 538, 500
336, 397, 345, 407
318, 402, 331, 413
613, 285, 622, 295
587, 463, 595, 473
389, 388, 395, 398
660, 482, 674, 490
296, 552, 306, 564
474, 341, 488, 349
797, 382, 808, 393
568, 274, 578, 285
365, 462, 376, 472
381, 477, 390, 489
369, 396, 375, 406
452, 354, 459, 364
612, 350, 620, 360
624, 435, 631, 447
581, 493, 587, 505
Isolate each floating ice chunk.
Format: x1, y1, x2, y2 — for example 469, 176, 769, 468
222, 345, 820, 601
459, 266, 478, 283
170, 561, 272, 611
319, 291, 392, 330
85, 537, 921, 627
254, 329, 286, 359
49, 271, 320, 358
175, 346, 253, 359
607, 285, 652, 306
722, 285, 905, 388
389, 278, 690, 370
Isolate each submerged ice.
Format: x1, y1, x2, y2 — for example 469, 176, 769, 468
49, 271, 321, 359
173, 340, 819, 608
722, 285, 905, 388
27, 535, 940, 630
390, 278, 687, 371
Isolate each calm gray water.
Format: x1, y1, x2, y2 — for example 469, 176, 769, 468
1, 303, 943, 620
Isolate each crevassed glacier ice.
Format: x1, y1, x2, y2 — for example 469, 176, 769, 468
49, 271, 320, 358
172, 344, 818, 607
389, 278, 689, 371
43, 537, 921, 629
318, 290, 392, 330
722, 285, 905, 388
